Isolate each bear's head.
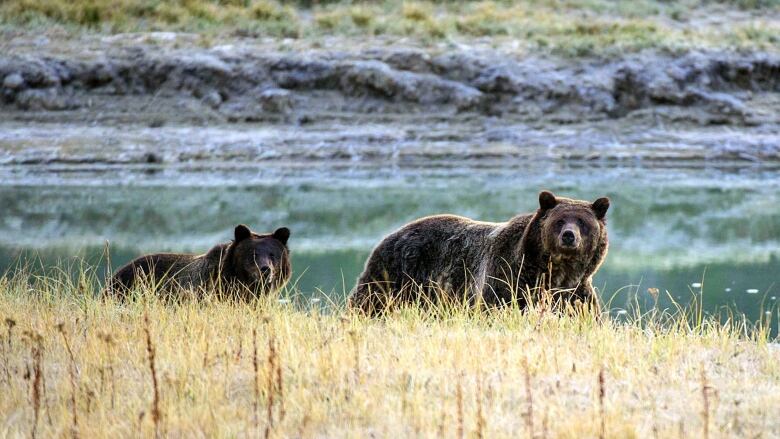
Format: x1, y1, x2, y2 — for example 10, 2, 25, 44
227, 224, 291, 293
536, 190, 609, 261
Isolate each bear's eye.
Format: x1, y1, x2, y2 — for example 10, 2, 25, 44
556, 219, 565, 227
577, 218, 589, 233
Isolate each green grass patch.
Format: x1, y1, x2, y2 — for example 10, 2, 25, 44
0, 0, 778, 54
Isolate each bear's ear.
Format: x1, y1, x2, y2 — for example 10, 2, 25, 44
592, 197, 610, 220
234, 224, 252, 242
539, 191, 558, 211
273, 227, 290, 245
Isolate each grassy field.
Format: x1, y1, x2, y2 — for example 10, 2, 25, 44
1, 0, 778, 55
1, 266, 779, 438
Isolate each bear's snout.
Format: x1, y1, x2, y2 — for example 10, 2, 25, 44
257, 263, 274, 282
251, 257, 276, 285
559, 228, 579, 248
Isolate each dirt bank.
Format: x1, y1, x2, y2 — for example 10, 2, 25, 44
1, 34, 778, 163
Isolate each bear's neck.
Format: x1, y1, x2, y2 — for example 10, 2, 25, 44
201, 242, 236, 282
490, 213, 534, 268
543, 254, 592, 290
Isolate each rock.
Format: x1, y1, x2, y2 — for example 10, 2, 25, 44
647, 75, 683, 103
431, 53, 487, 82
612, 64, 649, 112
19, 58, 64, 87
337, 60, 483, 107
695, 90, 748, 116
338, 61, 399, 99
3, 73, 24, 90
201, 90, 223, 109
473, 66, 522, 94
15, 88, 77, 111
219, 99, 254, 122
181, 53, 233, 76
381, 50, 433, 74
258, 88, 293, 114
270, 58, 335, 89
82, 62, 117, 88
579, 87, 618, 115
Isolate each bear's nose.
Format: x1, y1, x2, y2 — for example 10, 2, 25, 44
259, 265, 272, 276
561, 230, 576, 246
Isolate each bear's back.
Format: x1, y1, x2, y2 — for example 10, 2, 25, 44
110, 252, 203, 296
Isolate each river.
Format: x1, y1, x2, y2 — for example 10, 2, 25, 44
1, 159, 778, 327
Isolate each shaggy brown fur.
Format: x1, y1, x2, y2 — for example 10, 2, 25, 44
349, 191, 609, 315
109, 224, 291, 300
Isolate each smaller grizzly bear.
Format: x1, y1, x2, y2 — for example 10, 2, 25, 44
109, 224, 291, 300
349, 191, 609, 314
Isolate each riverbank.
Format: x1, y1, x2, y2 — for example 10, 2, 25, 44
1, 32, 779, 163
1, 0, 778, 163
2, 33, 778, 124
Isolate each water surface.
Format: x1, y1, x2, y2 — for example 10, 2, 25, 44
1, 161, 778, 327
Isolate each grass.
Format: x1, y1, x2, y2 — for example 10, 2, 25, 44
1, 263, 779, 437
0, 0, 778, 55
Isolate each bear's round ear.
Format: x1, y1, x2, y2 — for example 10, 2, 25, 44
234, 224, 252, 242
592, 197, 610, 220
273, 227, 290, 245
539, 191, 558, 211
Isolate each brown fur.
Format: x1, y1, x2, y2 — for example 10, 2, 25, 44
349, 191, 609, 315
108, 224, 292, 300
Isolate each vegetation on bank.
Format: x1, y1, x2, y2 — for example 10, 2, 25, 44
1, 265, 779, 437
1, 0, 778, 55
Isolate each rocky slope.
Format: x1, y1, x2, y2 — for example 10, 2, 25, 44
1, 35, 778, 162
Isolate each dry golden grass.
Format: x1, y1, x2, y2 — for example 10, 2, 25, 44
1, 266, 779, 438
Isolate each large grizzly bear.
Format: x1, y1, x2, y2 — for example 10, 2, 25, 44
349, 191, 609, 314
109, 224, 291, 300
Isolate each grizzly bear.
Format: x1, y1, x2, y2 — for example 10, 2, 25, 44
349, 191, 609, 314
109, 224, 291, 300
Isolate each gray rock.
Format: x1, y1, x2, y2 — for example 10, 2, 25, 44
381, 50, 433, 74
696, 90, 748, 116
473, 66, 522, 94
270, 58, 334, 89
337, 60, 483, 107
19, 58, 63, 87
3, 73, 24, 90
258, 88, 293, 114
201, 90, 223, 109
15, 88, 77, 111
182, 53, 233, 76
